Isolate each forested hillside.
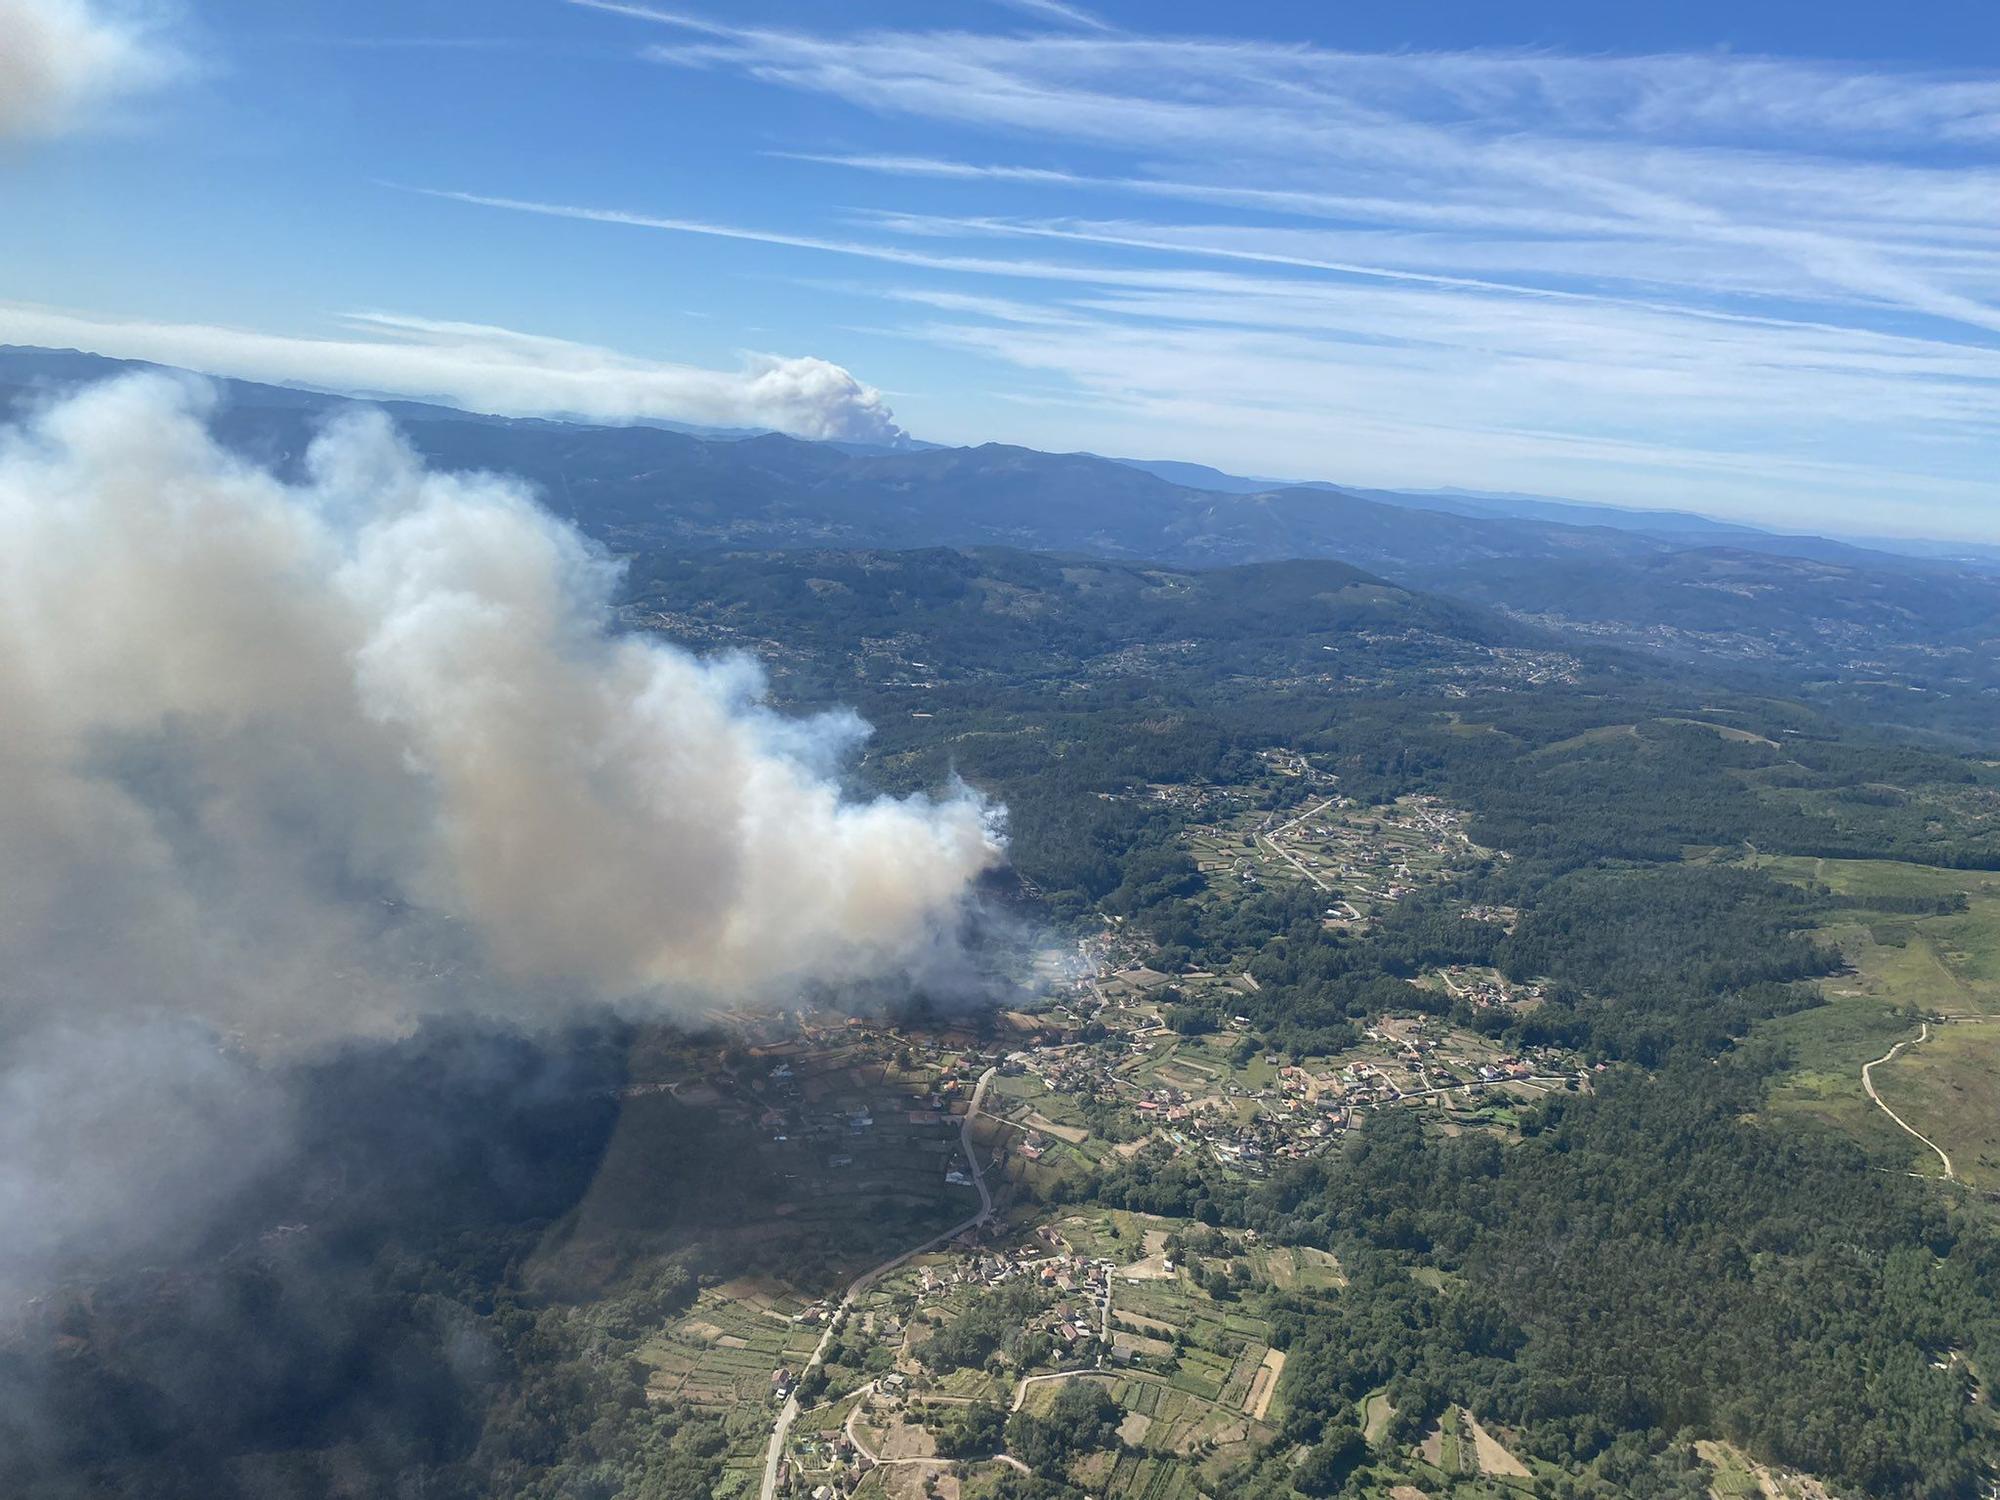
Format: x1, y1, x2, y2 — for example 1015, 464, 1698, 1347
7, 346, 1999, 747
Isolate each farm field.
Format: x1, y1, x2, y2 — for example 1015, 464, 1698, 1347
550, 826, 1949, 1500
641, 1278, 823, 1407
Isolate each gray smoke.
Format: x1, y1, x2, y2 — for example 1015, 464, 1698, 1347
0, 373, 1001, 1285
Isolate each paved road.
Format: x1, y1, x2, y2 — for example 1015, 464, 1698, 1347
1862, 1023, 1955, 1181
842, 1403, 1031, 1476
1257, 798, 1338, 893
1009, 1368, 1116, 1413
758, 1067, 998, 1500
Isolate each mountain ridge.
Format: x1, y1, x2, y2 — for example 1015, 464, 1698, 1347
6, 344, 1996, 743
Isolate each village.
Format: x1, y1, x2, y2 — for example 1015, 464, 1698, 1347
753, 1197, 1313, 1500
994, 984, 1588, 1183
618, 924, 1591, 1500
608, 766, 1590, 1500
1176, 775, 1499, 930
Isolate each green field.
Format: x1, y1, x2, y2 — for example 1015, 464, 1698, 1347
1870, 1018, 2000, 1190
1756, 856, 2000, 1191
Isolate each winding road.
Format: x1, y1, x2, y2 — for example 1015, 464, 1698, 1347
758, 1067, 998, 1500
842, 1402, 1031, 1476
1862, 1023, 1955, 1181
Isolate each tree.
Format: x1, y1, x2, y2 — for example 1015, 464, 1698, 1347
1005, 1381, 1122, 1479
1294, 1424, 1367, 1495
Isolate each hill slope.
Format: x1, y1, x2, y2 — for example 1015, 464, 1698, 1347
7, 345, 1997, 739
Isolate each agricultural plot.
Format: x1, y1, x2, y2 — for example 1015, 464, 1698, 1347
1085, 1446, 1208, 1500
1694, 1439, 1840, 1500
1053, 1209, 1170, 1262
641, 1279, 823, 1407
1246, 1244, 1345, 1291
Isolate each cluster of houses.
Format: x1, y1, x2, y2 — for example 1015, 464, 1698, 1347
1270, 799, 1477, 901
1437, 965, 1546, 1009
912, 1235, 1113, 1308
999, 1006, 1593, 1180
773, 1428, 861, 1500
746, 1056, 969, 1155
1133, 1090, 1197, 1125
1037, 1296, 1104, 1352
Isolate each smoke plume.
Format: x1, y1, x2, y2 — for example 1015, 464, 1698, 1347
0, 0, 180, 139
1, 371, 998, 1026
0, 303, 912, 444
0, 374, 999, 1282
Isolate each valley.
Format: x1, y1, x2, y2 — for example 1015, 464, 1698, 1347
3, 354, 1997, 1500
7, 4, 2000, 1497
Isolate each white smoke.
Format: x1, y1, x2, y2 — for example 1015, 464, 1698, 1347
0, 374, 1000, 1282
0, 372, 997, 1038
0, 303, 911, 444
0, 0, 180, 139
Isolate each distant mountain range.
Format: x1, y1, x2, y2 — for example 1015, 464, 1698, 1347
1105, 455, 2000, 572
5, 344, 1996, 741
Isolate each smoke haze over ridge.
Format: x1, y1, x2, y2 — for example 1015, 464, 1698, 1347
0, 303, 912, 445
0, 373, 1002, 1284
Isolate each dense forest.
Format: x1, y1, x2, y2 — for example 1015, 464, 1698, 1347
1078, 1060, 1999, 1500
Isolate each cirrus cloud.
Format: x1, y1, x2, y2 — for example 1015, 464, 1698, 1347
539, 5, 2000, 537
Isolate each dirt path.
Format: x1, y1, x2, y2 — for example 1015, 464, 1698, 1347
845, 1406, 1032, 1478
1862, 1023, 1955, 1181
760, 1068, 999, 1500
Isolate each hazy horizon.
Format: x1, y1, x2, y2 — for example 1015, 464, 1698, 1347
3, 0, 1996, 541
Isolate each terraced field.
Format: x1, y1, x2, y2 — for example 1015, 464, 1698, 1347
641, 1280, 823, 1406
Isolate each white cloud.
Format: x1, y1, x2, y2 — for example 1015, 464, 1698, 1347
984, 0, 1111, 32
544, 7, 2000, 534
0, 0, 181, 138
410, 184, 2000, 530
631, 20, 2000, 336
0, 302, 908, 443
630, 20, 2000, 154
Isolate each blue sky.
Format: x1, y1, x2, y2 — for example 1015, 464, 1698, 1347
2, 0, 1997, 539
